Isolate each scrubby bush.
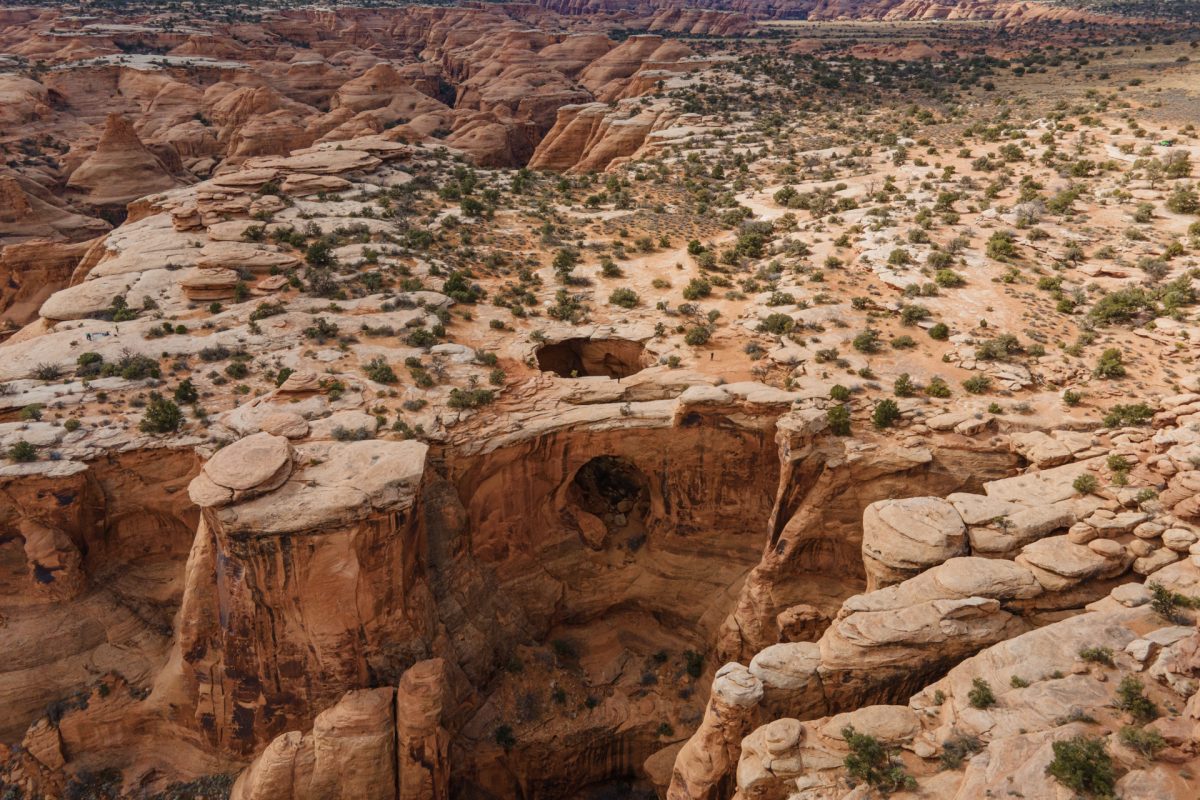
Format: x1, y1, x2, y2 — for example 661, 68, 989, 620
842, 726, 916, 792
174, 379, 198, 404
872, 399, 900, 429
684, 326, 711, 346
1093, 348, 1125, 379
827, 404, 851, 436
939, 732, 983, 770
1046, 736, 1115, 798
139, 393, 182, 434
363, 357, 398, 384
1078, 646, 1114, 666
962, 375, 992, 394
1115, 676, 1158, 724
853, 329, 881, 353
1103, 403, 1154, 427
8, 440, 36, 462
447, 388, 495, 409
759, 313, 795, 335
935, 269, 965, 288
926, 376, 951, 398
967, 678, 995, 709
609, 288, 639, 309
1119, 726, 1166, 758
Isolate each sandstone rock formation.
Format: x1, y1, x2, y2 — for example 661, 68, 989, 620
65, 113, 188, 212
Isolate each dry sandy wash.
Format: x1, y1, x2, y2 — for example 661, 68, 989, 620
3, 2, 1200, 799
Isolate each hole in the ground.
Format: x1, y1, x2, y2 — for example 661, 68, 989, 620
535, 338, 647, 379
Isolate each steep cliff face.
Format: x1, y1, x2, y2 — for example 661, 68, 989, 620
0, 237, 99, 330
529, 100, 682, 173
0, 449, 201, 743
173, 438, 434, 753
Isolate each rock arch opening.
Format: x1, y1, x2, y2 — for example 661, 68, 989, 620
535, 338, 647, 379
570, 455, 650, 539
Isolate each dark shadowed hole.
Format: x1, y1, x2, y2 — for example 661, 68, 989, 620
571, 456, 649, 529
535, 338, 646, 379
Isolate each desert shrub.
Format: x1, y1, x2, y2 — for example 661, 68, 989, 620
967, 678, 995, 709
8, 440, 36, 462
1147, 581, 1200, 622
926, 376, 951, 398
939, 731, 983, 770
1119, 726, 1166, 758
1073, 474, 1099, 495
303, 317, 339, 342
842, 726, 917, 793
872, 399, 900, 429
1089, 288, 1153, 325
443, 271, 484, 304
447, 388, 494, 409
1046, 736, 1115, 798
830, 384, 851, 402
1078, 646, 1114, 666
827, 404, 851, 436
363, 357, 397, 384
899, 304, 930, 325
934, 269, 966, 288
33, 362, 61, 381
1103, 403, 1153, 427
1115, 676, 1158, 724
174, 379, 198, 404
759, 313, 795, 335
928, 322, 949, 340
975, 334, 1021, 361
609, 288, 639, 309
893, 373, 917, 397
682, 278, 712, 300
962, 375, 992, 394
852, 329, 881, 353
986, 230, 1017, 259
139, 393, 182, 434
684, 326, 711, 346
1093, 348, 1125, 379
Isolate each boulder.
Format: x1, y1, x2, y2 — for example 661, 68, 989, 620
862, 496, 966, 590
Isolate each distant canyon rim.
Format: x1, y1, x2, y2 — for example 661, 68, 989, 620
4, 2, 1200, 800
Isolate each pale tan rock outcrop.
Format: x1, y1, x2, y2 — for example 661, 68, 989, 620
232, 688, 396, 800
861, 496, 967, 590
188, 431, 293, 509
180, 267, 239, 301
668, 663, 764, 800
197, 241, 302, 273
